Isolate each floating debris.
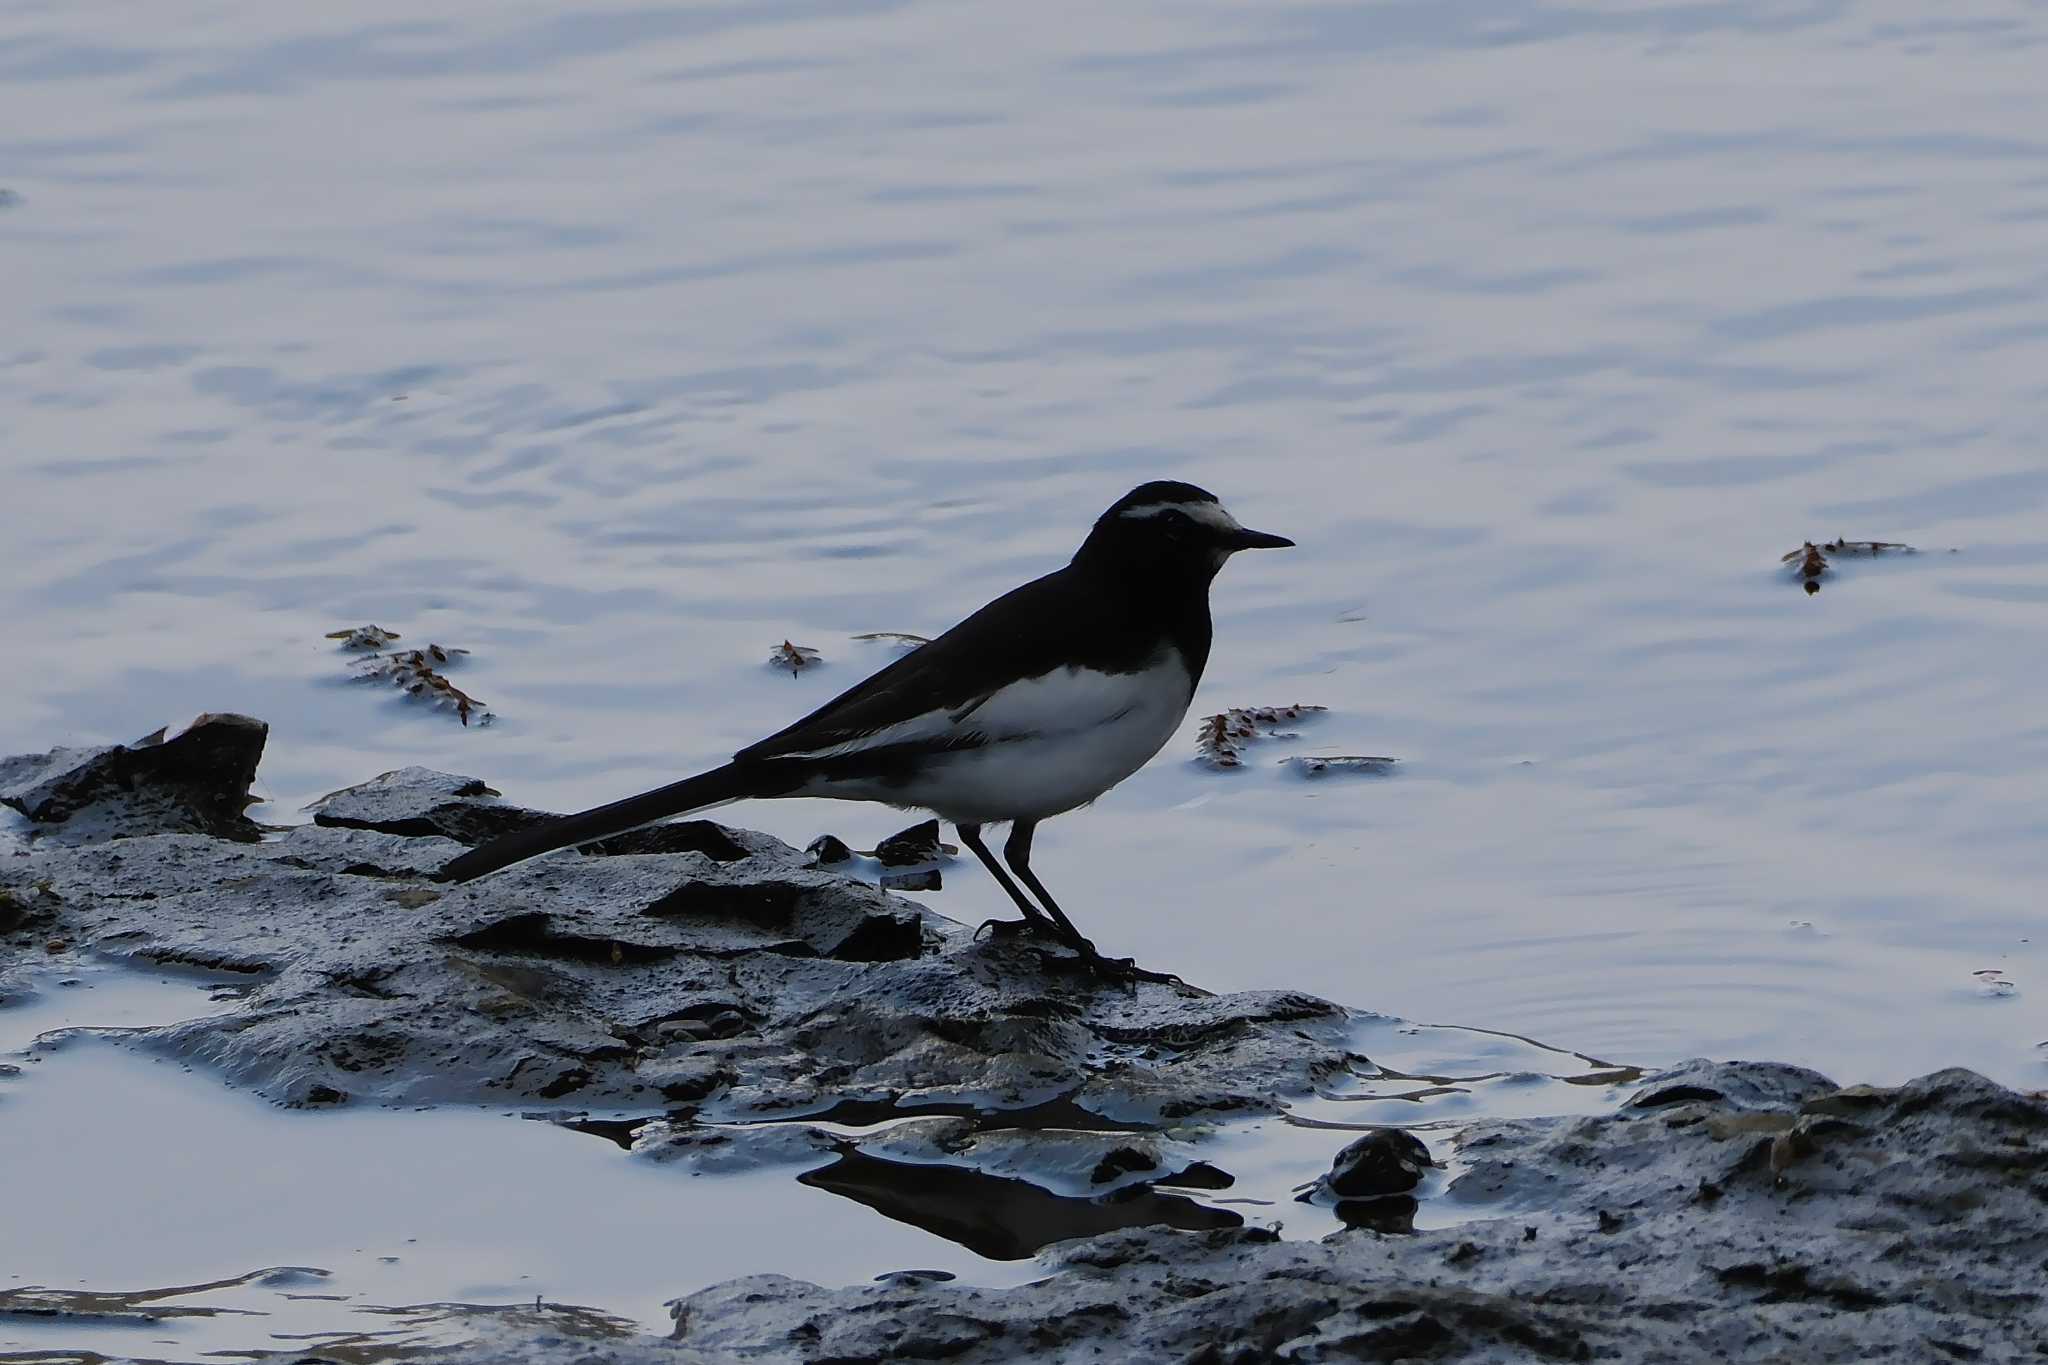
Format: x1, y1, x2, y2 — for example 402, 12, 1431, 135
325, 624, 402, 650
358, 648, 490, 727
769, 639, 822, 676
852, 631, 932, 649
1284, 755, 1398, 777
1781, 539, 1916, 595
1973, 969, 2017, 999
1195, 704, 1327, 768
330, 626, 491, 726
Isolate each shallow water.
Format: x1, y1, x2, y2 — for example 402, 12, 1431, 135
0, 971, 1624, 1358
5, 0, 2047, 1350
0, 973, 1040, 1358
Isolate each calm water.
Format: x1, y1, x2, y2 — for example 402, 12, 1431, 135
5, 0, 2046, 1329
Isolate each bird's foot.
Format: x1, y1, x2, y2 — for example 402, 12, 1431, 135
1074, 951, 1193, 990
972, 919, 1196, 990
1040, 934, 1195, 990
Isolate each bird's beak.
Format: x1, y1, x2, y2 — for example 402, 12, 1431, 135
1228, 527, 1295, 551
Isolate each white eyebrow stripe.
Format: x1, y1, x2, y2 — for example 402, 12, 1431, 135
1118, 500, 1243, 533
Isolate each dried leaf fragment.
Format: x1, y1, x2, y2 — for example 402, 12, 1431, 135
345, 637, 490, 726
1195, 704, 1328, 768
851, 632, 931, 648
769, 640, 822, 676
327, 624, 402, 649
1781, 538, 1916, 595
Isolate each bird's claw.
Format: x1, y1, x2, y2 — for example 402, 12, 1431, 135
1078, 953, 1190, 989
972, 919, 1192, 990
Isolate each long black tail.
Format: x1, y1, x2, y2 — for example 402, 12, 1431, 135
436, 762, 785, 883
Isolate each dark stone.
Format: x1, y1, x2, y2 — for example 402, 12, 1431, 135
0, 713, 268, 840
806, 834, 853, 866
644, 1057, 730, 1103
1091, 1147, 1161, 1184
828, 910, 926, 962
870, 819, 947, 866
1157, 1160, 1234, 1191
536, 1068, 593, 1100
1321, 1127, 1433, 1199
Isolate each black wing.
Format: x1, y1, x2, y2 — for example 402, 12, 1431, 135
736, 564, 1126, 764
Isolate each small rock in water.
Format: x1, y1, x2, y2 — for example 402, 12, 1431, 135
1320, 1128, 1433, 1199
866, 819, 956, 866
805, 834, 853, 866
1298, 1128, 1433, 1236
879, 868, 942, 893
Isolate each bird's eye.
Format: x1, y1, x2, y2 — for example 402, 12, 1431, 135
1159, 509, 1192, 528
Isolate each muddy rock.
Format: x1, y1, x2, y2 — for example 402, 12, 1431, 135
436, 1059, 2048, 1364
0, 713, 268, 841
12, 736, 2048, 1363
2, 763, 1354, 1117
1314, 1126, 1432, 1199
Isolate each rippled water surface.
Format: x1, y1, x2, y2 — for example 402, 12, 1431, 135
5, 0, 2047, 1338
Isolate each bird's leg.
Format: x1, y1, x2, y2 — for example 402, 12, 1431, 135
1003, 822, 1192, 988
956, 822, 1057, 938
1000, 821, 1100, 955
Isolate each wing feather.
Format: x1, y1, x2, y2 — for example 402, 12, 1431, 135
734, 566, 1132, 765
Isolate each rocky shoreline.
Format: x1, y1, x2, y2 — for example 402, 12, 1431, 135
5, 716, 2045, 1363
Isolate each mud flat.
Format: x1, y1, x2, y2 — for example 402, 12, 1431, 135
5, 715, 2044, 1363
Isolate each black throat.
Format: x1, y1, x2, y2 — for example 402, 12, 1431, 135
1068, 529, 1218, 683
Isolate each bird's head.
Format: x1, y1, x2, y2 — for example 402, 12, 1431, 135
1078, 480, 1294, 579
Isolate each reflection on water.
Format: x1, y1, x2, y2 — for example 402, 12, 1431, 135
797, 1151, 1243, 1261
0, 971, 1641, 1359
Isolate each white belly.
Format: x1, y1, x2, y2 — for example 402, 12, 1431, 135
800, 653, 1196, 824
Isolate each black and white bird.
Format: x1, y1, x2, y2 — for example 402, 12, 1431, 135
439, 481, 1293, 966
